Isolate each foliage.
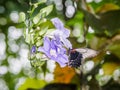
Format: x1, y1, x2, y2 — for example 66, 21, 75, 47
0, 0, 120, 90
18, 78, 46, 90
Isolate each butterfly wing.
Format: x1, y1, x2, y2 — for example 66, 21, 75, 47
75, 48, 98, 60
68, 48, 98, 68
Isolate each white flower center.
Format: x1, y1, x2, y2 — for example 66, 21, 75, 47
50, 49, 57, 57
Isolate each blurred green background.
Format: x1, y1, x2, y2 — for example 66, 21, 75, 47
0, 0, 120, 90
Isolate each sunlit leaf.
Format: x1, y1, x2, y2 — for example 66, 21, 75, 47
33, 5, 53, 24
18, 78, 46, 90
67, 11, 84, 26
25, 33, 31, 44
39, 26, 48, 36
40, 5, 53, 16
33, 16, 40, 24
102, 62, 120, 75
36, 39, 43, 46
93, 51, 106, 64
32, 0, 47, 8
96, 3, 120, 13
109, 41, 120, 58
31, 59, 46, 68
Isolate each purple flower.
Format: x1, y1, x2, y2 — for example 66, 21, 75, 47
51, 17, 64, 30
51, 18, 72, 49
51, 18, 70, 38
38, 37, 68, 67
37, 18, 72, 67
31, 46, 36, 54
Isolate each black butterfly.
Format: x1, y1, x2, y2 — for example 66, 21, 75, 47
68, 48, 98, 68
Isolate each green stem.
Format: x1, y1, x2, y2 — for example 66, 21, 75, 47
28, 0, 33, 62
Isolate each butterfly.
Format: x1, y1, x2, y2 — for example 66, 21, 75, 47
68, 48, 98, 68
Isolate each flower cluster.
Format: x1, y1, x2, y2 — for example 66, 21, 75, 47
31, 18, 72, 67
50, 18, 72, 49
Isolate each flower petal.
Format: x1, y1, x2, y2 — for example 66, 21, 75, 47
54, 34, 62, 45
51, 18, 64, 30
59, 47, 66, 54
61, 37, 72, 49
31, 46, 36, 54
38, 47, 51, 58
38, 47, 44, 52
62, 28, 70, 38
50, 29, 63, 37
50, 39, 56, 49
43, 37, 51, 51
56, 54, 68, 67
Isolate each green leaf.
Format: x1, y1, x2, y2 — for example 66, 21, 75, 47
33, 0, 47, 8
102, 62, 120, 75
18, 78, 46, 90
33, 5, 53, 24
38, 0, 47, 4
41, 61, 47, 76
25, 34, 31, 44
84, 9, 120, 36
96, 3, 120, 13
88, 36, 107, 50
36, 53, 43, 59
45, 29, 55, 35
40, 20, 54, 28
40, 5, 53, 16
36, 39, 43, 46
33, 16, 40, 24
31, 59, 46, 68
39, 26, 48, 36
109, 42, 120, 58
67, 11, 84, 26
